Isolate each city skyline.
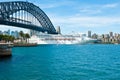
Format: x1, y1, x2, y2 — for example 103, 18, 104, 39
0, 0, 120, 34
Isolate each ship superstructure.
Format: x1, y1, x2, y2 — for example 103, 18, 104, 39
29, 33, 96, 44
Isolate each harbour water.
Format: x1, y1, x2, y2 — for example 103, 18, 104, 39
0, 44, 120, 80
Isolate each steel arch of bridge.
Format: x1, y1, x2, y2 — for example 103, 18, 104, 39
0, 1, 57, 34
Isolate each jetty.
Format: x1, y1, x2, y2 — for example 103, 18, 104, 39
14, 43, 38, 47
0, 43, 13, 57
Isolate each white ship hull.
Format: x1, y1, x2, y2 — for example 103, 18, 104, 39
29, 34, 96, 45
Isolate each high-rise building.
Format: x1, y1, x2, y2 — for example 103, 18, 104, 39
11, 31, 15, 37
0, 30, 2, 34
104, 34, 110, 38
88, 31, 91, 38
14, 30, 19, 38
92, 33, 97, 39
29, 30, 38, 36
109, 32, 113, 37
56, 26, 61, 34
11, 31, 19, 38
8, 29, 11, 35
3, 31, 8, 35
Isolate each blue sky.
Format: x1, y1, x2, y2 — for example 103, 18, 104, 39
0, 0, 120, 34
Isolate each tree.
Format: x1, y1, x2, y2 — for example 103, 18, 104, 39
19, 31, 24, 42
9, 36, 15, 42
0, 34, 3, 41
25, 33, 30, 43
0, 34, 15, 42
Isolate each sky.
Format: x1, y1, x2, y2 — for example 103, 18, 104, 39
0, 0, 120, 34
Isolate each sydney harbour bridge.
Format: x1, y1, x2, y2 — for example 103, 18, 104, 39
0, 1, 58, 34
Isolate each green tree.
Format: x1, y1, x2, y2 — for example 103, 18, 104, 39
0, 34, 3, 41
0, 34, 15, 42
25, 33, 30, 43
19, 31, 24, 42
9, 36, 15, 42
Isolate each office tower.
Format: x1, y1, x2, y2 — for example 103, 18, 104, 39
109, 32, 113, 37
88, 31, 91, 38
56, 26, 61, 34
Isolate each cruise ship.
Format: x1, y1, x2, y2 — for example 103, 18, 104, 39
29, 33, 96, 44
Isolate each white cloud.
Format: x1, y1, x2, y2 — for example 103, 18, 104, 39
36, 1, 74, 9
48, 15, 120, 34
50, 15, 120, 28
77, 3, 119, 15
79, 9, 101, 14
102, 3, 119, 8
0, 25, 29, 32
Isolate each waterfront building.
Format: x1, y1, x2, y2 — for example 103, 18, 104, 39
56, 26, 61, 34
101, 34, 105, 38
92, 33, 98, 39
88, 31, 91, 38
15, 31, 19, 38
3, 31, 9, 35
109, 32, 113, 37
114, 33, 118, 38
29, 30, 39, 36
111, 39, 115, 43
8, 29, 11, 35
104, 34, 110, 39
11, 31, 19, 38
80, 33, 86, 37
104, 38, 109, 43
0, 30, 2, 34
97, 35, 102, 39
11, 31, 15, 37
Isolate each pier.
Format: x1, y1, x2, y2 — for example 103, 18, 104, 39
14, 43, 38, 47
0, 43, 13, 57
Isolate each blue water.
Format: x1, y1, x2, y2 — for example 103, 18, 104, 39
0, 44, 120, 80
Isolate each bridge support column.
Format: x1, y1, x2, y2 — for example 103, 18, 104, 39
0, 43, 13, 57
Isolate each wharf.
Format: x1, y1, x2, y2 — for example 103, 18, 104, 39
0, 43, 13, 57
14, 43, 38, 47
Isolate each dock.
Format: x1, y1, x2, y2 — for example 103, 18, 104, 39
14, 43, 38, 47
0, 43, 13, 57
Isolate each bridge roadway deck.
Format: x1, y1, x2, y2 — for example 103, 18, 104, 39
0, 20, 47, 32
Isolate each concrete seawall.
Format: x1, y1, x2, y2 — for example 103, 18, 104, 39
0, 43, 13, 57
14, 43, 38, 47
